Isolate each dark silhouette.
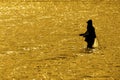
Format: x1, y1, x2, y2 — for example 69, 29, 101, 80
79, 20, 96, 49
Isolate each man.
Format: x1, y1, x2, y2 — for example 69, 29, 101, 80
80, 20, 96, 50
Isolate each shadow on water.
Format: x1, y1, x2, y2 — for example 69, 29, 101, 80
78, 46, 105, 55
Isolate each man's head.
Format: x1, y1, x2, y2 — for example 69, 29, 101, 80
87, 19, 93, 26
87, 19, 92, 24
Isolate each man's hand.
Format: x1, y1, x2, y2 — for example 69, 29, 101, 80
79, 34, 84, 36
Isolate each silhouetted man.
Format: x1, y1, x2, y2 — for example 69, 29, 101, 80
80, 20, 96, 49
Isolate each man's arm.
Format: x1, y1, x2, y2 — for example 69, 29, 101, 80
79, 33, 84, 36
79, 31, 89, 37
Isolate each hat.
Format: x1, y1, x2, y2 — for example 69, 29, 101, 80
87, 19, 92, 23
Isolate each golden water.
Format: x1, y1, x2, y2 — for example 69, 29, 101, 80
0, 0, 120, 80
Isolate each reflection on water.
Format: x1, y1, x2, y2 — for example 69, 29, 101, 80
0, 1, 120, 80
